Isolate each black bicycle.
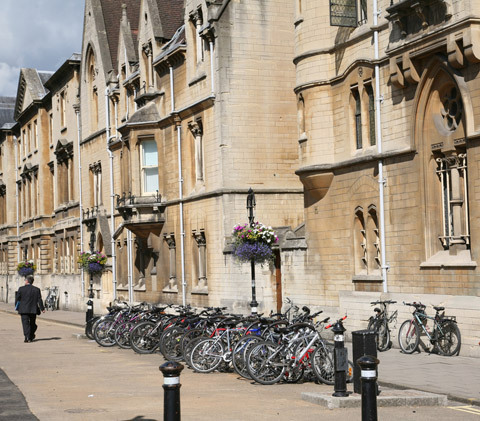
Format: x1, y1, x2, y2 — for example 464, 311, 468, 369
398, 302, 461, 356
367, 300, 397, 352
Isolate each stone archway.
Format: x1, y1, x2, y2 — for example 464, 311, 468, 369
413, 57, 472, 264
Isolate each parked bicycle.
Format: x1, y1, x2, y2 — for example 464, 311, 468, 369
367, 300, 397, 352
398, 302, 461, 356
44, 286, 59, 311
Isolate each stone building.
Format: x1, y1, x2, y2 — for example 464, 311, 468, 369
1, 0, 479, 356
289, 0, 480, 356
79, 0, 304, 312
0, 56, 83, 309
0, 96, 16, 302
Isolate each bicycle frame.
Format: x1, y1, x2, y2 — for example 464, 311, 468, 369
412, 310, 446, 342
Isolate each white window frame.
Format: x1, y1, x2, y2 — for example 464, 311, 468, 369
140, 139, 159, 195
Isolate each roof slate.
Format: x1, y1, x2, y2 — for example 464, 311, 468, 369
0, 97, 15, 129
155, 0, 184, 40
100, 0, 141, 71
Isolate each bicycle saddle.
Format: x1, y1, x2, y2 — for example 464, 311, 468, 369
433, 306, 445, 312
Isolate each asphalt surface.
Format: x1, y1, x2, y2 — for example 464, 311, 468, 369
0, 304, 479, 420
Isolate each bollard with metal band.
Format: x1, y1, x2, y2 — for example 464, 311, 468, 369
357, 355, 380, 421
160, 361, 184, 421
331, 316, 348, 397
85, 277, 94, 336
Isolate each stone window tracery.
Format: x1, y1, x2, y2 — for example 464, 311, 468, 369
435, 153, 469, 249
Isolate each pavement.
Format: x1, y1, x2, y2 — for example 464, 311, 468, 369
0, 301, 479, 420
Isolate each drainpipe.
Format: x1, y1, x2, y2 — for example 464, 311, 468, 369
14, 136, 20, 262
169, 65, 175, 112
373, 0, 388, 293
105, 87, 118, 300
74, 104, 85, 297
170, 63, 186, 306
176, 120, 186, 307
127, 229, 133, 303
114, 94, 119, 136
209, 40, 215, 94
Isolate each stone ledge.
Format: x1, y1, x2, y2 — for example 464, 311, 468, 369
302, 388, 447, 409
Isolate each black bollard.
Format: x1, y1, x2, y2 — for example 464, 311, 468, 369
332, 318, 348, 397
85, 277, 94, 336
159, 361, 184, 421
357, 355, 380, 421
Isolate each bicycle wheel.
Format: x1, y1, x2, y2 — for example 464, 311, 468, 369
114, 323, 133, 349
312, 344, 334, 385
246, 341, 286, 385
398, 320, 420, 354
185, 336, 209, 368
190, 338, 225, 373
367, 317, 376, 331
377, 322, 391, 352
93, 319, 117, 347
130, 321, 160, 354
232, 335, 262, 379
436, 321, 461, 356
85, 316, 101, 340
284, 364, 305, 383
180, 328, 204, 359
160, 327, 185, 361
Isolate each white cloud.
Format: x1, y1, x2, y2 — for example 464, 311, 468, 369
0, 63, 20, 97
0, 0, 84, 96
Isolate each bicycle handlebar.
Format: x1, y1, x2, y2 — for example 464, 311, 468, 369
403, 301, 426, 309
325, 315, 347, 329
370, 300, 397, 305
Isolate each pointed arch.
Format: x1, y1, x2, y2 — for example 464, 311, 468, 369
413, 55, 472, 261
85, 44, 99, 132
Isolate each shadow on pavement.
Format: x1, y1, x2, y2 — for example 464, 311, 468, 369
31, 337, 62, 342
0, 368, 38, 420
122, 417, 158, 421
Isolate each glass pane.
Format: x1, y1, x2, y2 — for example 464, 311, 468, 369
142, 140, 158, 166
144, 167, 159, 193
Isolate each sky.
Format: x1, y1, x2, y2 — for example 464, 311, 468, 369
0, 0, 85, 97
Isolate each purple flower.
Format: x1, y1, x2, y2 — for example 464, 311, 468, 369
18, 267, 34, 277
233, 241, 274, 264
88, 262, 104, 273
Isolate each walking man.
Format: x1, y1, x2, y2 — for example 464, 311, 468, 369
15, 275, 45, 343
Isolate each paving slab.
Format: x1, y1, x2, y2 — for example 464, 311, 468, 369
302, 388, 448, 409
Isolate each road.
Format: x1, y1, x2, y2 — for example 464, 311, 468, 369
0, 311, 478, 420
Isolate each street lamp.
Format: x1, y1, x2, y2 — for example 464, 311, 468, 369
246, 188, 258, 314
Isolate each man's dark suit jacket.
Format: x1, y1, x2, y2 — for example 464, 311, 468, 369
15, 284, 45, 314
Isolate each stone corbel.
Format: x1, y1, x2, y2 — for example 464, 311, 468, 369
389, 56, 405, 88
447, 33, 464, 69
402, 52, 420, 85
464, 26, 480, 64
299, 173, 334, 202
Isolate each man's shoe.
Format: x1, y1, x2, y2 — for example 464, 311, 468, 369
24, 338, 29, 343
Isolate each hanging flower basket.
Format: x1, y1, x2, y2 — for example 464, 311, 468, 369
231, 222, 278, 264
78, 251, 107, 274
17, 260, 36, 277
